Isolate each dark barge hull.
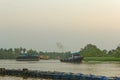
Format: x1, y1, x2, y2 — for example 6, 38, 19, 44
0, 68, 119, 80
16, 59, 39, 61
16, 56, 40, 61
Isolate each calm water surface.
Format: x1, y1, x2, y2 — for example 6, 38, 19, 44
0, 60, 120, 80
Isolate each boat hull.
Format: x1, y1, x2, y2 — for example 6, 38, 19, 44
60, 57, 84, 63
16, 56, 40, 61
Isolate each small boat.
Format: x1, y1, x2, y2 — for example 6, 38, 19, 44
60, 52, 84, 63
39, 55, 49, 60
16, 53, 40, 61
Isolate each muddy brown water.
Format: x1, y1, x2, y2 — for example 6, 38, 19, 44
0, 60, 120, 80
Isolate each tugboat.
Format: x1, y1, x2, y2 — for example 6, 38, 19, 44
16, 53, 40, 61
60, 52, 84, 63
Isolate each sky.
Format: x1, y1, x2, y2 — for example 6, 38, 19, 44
0, 0, 120, 52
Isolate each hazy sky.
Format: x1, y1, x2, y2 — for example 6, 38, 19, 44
0, 0, 120, 52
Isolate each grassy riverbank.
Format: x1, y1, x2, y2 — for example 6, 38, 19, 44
83, 57, 120, 61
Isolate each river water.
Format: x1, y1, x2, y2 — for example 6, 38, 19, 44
0, 60, 120, 80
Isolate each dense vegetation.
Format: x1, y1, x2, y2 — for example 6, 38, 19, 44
0, 44, 120, 59
0, 47, 71, 59
80, 44, 120, 57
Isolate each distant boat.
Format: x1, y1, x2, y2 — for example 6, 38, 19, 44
16, 53, 40, 61
39, 55, 49, 60
60, 52, 84, 63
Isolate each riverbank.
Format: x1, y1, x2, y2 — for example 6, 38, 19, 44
83, 57, 120, 61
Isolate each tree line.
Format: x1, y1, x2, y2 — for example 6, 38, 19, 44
0, 44, 120, 59
80, 44, 120, 57
0, 47, 71, 59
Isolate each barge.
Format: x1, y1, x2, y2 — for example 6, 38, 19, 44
0, 68, 119, 80
16, 53, 40, 61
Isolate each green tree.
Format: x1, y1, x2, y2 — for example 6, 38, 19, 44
80, 44, 103, 57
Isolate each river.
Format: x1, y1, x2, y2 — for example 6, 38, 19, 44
0, 60, 120, 80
